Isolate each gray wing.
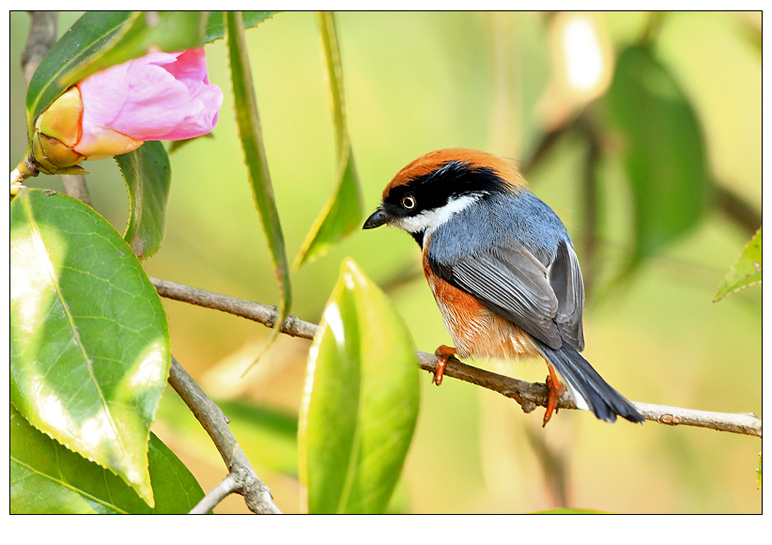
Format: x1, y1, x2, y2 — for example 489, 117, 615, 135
430, 238, 585, 351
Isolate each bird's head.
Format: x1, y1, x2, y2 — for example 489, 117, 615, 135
363, 148, 526, 245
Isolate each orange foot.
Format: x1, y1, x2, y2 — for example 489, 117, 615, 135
543, 363, 566, 427
433, 345, 457, 386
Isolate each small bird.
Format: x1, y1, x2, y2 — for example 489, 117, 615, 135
363, 148, 644, 425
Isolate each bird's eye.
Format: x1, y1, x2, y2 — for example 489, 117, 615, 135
401, 195, 416, 210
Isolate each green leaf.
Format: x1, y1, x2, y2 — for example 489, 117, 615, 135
757, 453, 762, 489
115, 141, 172, 260
294, 12, 363, 268
604, 45, 710, 269
204, 11, 277, 43
225, 11, 292, 373
26, 12, 134, 137
64, 11, 208, 85
26, 12, 208, 138
11, 405, 204, 514
714, 227, 762, 301
298, 258, 420, 514
10, 188, 171, 507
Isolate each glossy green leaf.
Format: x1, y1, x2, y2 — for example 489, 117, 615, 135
757, 453, 762, 489
64, 12, 207, 86
225, 11, 292, 373
11, 405, 204, 514
26, 12, 207, 138
298, 258, 419, 514
204, 11, 277, 43
26, 12, 134, 137
714, 227, 761, 301
294, 12, 363, 268
115, 141, 172, 259
10, 188, 171, 507
605, 45, 710, 268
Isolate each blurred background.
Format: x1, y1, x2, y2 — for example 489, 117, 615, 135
10, 11, 761, 513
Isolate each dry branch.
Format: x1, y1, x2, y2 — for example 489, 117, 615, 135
167, 356, 281, 513
152, 277, 761, 438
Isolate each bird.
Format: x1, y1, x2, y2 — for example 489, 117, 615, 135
363, 148, 644, 425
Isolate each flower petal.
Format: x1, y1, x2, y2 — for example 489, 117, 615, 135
65, 48, 223, 158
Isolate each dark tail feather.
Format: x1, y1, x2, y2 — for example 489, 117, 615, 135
535, 341, 644, 424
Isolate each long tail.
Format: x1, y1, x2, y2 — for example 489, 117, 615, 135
535, 341, 644, 424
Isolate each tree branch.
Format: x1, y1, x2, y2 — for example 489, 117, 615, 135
189, 473, 240, 514
713, 181, 761, 238
167, 356, 281, 514
20, 11, 58, 83
152, 277, 761, 438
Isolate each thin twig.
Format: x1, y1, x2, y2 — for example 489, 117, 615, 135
152, 277, 762, 437
59, 174, 93, 206
416, 352, 761, 437
189, 473, 240, 514
713, 182, 761, 238
151, 277, 316, 339
520, 124, 569, 177
167, 356, 281, 514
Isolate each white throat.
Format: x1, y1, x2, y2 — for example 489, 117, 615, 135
392, 194, 480, 240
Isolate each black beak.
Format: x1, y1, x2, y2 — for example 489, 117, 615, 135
363, 207, 390, 229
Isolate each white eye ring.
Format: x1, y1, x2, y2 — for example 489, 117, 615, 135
401, 195, 416, 209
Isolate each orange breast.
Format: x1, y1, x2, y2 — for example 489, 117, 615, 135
422, 247, 540, 361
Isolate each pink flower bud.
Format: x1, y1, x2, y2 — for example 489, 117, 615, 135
31, 47, 223, 173
75, 47, 223, 157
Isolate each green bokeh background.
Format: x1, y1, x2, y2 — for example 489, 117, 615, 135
10, 11, 761, 513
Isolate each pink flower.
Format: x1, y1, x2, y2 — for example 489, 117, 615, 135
76, 47, 223, 156
32, 48, 223, 172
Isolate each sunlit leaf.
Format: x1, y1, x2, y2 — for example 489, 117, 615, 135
604, 45, 710, 270
714, 227, 761, 301
225, 11, 292, 373
204, 11, 276, 43
116, 141, 171, 260
26, 11, 208, 138
294, 12, 363, 268
10, 188, 170, 507
298, 258, 419, 514
11, 405, 204, 514
757, 454, 762, 489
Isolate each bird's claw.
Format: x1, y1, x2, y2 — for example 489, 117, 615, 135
433, 345, 457, 386
543, 364, 566, 427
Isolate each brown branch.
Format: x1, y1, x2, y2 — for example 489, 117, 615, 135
714, 182, 761, 238
20, 11, 58, 83
520, 124, 569, 177
151, 277, 317, 340
188, 473, 240, 514
167, 356, 281, 514
152, 277, 761, 438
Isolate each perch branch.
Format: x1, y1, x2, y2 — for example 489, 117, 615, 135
152, 277, 761, 438
167, 356, 281, 514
